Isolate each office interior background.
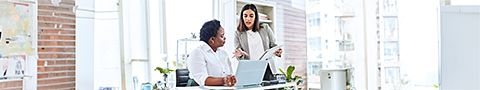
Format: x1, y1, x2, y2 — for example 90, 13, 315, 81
0, 0, 479, 90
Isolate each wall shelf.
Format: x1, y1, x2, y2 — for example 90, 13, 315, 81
236, 0, 276, 32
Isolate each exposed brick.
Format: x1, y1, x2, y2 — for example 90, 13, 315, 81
37, 66, 75, 73
38, 47, 75, 52
38, 22, 76, 29
66, 60, 75, 65
39, 29, 76, 35
44, 60, 55, 66
38, 60, 45, 66
38, 5, 73, 12
38, 11, 75, 19
35, 0, 76, 89
37, 60, 75, 66
39, 54, 75, 59
37, 81, 75, 90
0, 80, 23, 90
38, 35, 75, 40
66, 72, 75, 76
38, 16, 75, 24
38, 73, 48, 78
55, 60, 67, 65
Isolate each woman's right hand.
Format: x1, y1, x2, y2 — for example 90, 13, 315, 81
233, 48, 249, 58
224, 75, 236, 87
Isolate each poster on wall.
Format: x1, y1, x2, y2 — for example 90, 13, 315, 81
0, 55, 25, 80
0, 0, 36, 81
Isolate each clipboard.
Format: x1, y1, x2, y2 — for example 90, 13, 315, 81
259, 45, 283, 61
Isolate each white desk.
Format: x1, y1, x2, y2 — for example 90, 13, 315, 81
175, 82, 297, 90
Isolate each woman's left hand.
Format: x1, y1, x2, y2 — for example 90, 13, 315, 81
274, 48, 282, 57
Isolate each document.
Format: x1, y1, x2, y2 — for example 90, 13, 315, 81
259, 45, 283, 61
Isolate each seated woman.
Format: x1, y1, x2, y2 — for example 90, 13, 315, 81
187, 20, 237, 86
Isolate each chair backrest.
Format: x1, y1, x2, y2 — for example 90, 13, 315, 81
176, 69, 198, 87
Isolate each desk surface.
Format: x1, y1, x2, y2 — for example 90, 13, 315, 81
175, 82, 297, 90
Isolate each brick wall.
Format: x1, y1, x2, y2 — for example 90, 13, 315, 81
0, 80, 23, 90
0, 0, 76, 89
37, 0, 76, 89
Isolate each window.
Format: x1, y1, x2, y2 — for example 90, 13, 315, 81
377, 0, 401, 89
383, 0, 398, 16
305, 0, 439, 89
306, 0, 361, 89
308, 37, 322, 51
165, 0, 213, 69
308, 12, 321, 27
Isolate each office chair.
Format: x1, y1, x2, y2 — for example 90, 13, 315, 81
176, 69, 198, 87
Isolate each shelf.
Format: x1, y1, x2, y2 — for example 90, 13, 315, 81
260, 19, 272, 23
236, 0, 276, 31
382, 15, 398, 18
177, 38, 199, 42
335, 15, 355, 18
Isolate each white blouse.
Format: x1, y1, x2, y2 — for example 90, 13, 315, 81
186, 42, 233, 86
246, 30, 265, 60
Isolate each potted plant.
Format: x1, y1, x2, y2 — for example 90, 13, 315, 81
154, 67, 175, 89
279, 65, 303, 89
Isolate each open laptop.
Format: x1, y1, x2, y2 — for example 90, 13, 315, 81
200, 60, 268, 89
234, 60, 268, 88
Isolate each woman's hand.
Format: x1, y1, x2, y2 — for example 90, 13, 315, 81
233, 48, 249, 58
274, 48, 283, 57
224, 75, 237, 87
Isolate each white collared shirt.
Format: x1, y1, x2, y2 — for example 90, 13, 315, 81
187, 42, 233, 86
246, 30, 265, 60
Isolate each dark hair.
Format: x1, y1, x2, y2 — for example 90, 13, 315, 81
237, 4, 260, 32
200, 19, 222, 43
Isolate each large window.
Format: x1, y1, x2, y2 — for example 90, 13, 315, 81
306, 0, 361, 89
306, 0, 439, 90
164, 0, 212, 69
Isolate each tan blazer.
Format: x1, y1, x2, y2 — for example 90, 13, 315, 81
234, 26, 278, 60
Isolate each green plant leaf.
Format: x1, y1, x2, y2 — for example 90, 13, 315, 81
155, 67, 175, 74
293, 76, 301, 81
286, 65, 295, 82
278, 68, 289, 82
279, 68, 286, 75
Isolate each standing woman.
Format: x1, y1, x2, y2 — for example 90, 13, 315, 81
233, 4, 282, 60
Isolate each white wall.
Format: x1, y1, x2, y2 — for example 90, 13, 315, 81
76, 0, 123, 89
77, 0, 165, 89
94, 0, 122, 89
75, 0, 95, 89
440, 6, 480, 90
398, 0, 439, 86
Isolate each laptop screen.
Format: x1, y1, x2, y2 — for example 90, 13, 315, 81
234, 60, 268, 87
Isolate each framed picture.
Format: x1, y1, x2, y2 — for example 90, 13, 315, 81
384, 18, 398, 41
